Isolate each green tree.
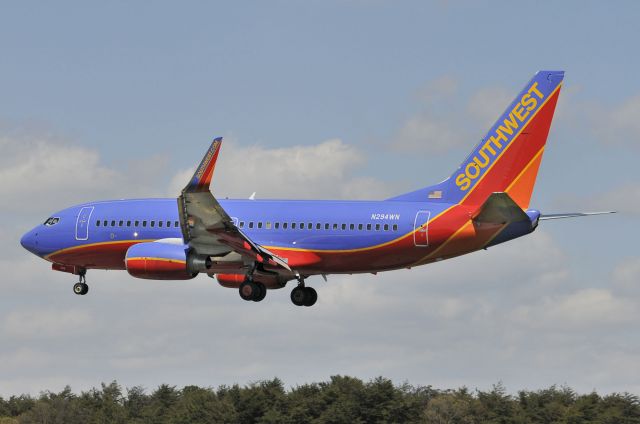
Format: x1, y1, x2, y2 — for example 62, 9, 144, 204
167, 385, 237, 424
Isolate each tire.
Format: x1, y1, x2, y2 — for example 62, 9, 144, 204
73, 283, 84, 295
290, 287, 306, 306
239, 281, 256, 301
253, 283, 267, 302
80, 283, 89, 295
303, 287, 317, 307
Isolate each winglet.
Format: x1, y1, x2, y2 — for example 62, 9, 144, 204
184, 137, 223, 193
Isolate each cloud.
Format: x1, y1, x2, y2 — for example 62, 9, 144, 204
513, 288, 637, 330
0, 134, 170, 216
612, 257, 640, 295
2, 308, 95, 339
466, 86, 512, 128
599, 95, 640, 146
392, 77, 515, 154
168, 138, 394, 200
555, 182, 640, 217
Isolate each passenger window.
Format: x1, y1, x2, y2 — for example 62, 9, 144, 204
393, 224, 398, 231
239, 221, 245, 228
174, 221, 179, 227
292, 223, 296, 229
258, 222, 263, 229
300, 222, 304, 230
316, 223, 321, 230
111, 220, 116, 227
275, 222, 280, 229
358, 224, 363, 230
367, 224, 372, 231
325, 223, 329, 230
143, 221, 147, 227
135, 220, 139, 227
307, 223, 312, 230
158, 221, 163, 228
166, 221, 171, 228
266, 222, 272, 230
341, 224, 346, 230
384, 224, 389, 231
103, 220, 108, 227
333, 223, 338, 230
283, 222, 288, 229
150, 221, 155, 228
127, 221, 131, 227
118, 220, 123, 227
249, 222, 254, 229
350, 224, 355, 230
376, 224, 381, 231
96, 220, 100, 227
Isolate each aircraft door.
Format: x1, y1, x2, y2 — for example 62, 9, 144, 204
75, 206, 94, 241
413, 210, 430, 247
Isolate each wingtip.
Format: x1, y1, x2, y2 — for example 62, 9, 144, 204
183, 138, 224, 193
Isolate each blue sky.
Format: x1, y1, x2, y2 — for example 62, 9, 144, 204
0, 1, 639, 395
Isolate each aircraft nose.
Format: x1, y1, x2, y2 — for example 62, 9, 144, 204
20, 228, 40, 255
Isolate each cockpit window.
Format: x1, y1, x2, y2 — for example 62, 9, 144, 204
44, 217, 60, 226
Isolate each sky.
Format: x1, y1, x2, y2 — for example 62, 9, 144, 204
1, 0, 639, 396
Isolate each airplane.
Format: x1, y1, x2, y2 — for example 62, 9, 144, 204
20, 70, 614, 307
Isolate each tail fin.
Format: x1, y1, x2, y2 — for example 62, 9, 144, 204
388, 70, 564, 209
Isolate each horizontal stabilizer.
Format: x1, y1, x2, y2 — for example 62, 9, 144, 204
473, 192, 529, 225
539, 211, 616, 220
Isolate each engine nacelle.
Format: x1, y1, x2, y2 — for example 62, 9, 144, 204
125, 242, 197, 280
216, 273, 289, 289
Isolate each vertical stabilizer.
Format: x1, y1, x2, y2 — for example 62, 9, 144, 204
388, 71, 564, 209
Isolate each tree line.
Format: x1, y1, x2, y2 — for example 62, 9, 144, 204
0, 376, 638, 423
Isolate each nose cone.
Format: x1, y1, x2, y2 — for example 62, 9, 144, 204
20, 228, 40, 256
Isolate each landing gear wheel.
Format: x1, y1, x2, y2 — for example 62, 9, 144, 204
253, 282, 267, 302
73, 283, 88, 296
239, 281, 257, 301
290, 286, 307, 306
303, 287, 317, 307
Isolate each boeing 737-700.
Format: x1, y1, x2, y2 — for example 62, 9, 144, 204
20, 70, 613, 306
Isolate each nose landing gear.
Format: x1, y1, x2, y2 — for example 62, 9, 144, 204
73, 269, 89, 296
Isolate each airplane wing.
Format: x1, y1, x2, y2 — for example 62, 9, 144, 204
539, 211, 616, 220
177, 138, 291, 271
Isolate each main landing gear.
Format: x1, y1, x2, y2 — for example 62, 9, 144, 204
290, 277, 317, 307
239, 278, 267, 302
73, 269, 89, 296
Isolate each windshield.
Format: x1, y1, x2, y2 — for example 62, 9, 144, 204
44, 217, 60, 226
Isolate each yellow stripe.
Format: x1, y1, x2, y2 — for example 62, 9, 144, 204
126, 257, 186, 264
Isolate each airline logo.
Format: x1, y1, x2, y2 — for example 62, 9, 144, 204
455, 82, 545, 191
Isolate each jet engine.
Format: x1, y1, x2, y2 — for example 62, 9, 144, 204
125, 242, 198, 280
